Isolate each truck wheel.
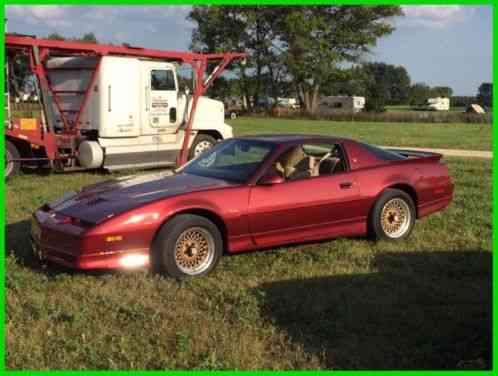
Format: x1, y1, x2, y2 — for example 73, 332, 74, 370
5, 140, 20, 180
369, 188, 415, 240
151, 214, 223, 278
189, 134, 217, 159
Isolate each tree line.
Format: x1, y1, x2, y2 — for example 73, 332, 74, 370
8, 19, 493, 112
189, 6, 403, 114
189, 6, 491, 112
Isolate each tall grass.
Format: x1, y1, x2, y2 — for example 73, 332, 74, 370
253, 109, 491, 124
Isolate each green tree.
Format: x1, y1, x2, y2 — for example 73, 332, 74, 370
431, 86, 453, 98
47, 32, 98, 43
189, 6, 402, 114
47, 32, 65, 40
320, 67, 367, 97
409, 83, 432, 107
80, 33, 98, 43
273, 6, 402, 114
477, 82, 492, 108
189, 6, 283, 109
360, 62, 411, 110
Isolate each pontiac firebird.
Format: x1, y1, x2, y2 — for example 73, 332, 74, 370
31, 135, 453, 277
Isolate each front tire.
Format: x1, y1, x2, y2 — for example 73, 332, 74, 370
189, 134, 217, 160
151, 214, 223, 278
5, 140, 20, 181
370, 188, 415, 240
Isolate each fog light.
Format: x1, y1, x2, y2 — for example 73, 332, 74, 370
119, 254, 149, 268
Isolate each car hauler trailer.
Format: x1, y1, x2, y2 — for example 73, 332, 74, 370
4, 34, 246, 180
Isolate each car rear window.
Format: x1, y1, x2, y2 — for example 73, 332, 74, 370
360, 143, 407, 161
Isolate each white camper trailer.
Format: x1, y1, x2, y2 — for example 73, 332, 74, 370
319, 96, 365, 113
427, 97, 450, 111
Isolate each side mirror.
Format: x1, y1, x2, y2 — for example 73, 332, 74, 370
259, 171, 285, 185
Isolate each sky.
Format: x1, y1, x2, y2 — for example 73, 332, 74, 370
5, 5, 493, 96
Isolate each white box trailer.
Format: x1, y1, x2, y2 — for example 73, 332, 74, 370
46, 56, 232, 170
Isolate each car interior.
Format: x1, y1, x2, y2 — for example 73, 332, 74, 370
274, 143, 348, 181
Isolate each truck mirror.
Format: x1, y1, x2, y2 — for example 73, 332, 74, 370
170, 107, 177, 123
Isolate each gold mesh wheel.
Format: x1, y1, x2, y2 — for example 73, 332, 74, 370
380, 198, 411, 239
174, 227, 215, 275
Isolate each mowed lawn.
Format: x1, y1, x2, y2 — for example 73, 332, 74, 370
6, 153, 491, 370
229, 117, 492, 151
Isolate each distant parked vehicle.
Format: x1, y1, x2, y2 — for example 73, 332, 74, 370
465, 104, 486, 114
224, 96, 245, 119
319, 96, 365, 113
276, 97, 299, 109
427, 97, 450, 111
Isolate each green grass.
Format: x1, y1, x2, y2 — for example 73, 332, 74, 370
229, 117, 492, 151
6, 157, 491, 370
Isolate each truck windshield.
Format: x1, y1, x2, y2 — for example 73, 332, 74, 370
181, 139, 274, 183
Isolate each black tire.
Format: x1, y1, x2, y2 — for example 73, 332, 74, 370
151, 214, 223, 278
188, 134, 217, 160
369, 188, 415, 241
5, 140, 20, 181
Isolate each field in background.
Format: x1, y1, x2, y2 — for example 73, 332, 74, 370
385, 105, 468, 113
229, 117, 492, 151
6, 154, 491, 369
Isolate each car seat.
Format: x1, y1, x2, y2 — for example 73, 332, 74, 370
276, 146, 306, 178
318, 157, 340, 176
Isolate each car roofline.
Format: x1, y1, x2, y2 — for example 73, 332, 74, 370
236, 134, 350, 145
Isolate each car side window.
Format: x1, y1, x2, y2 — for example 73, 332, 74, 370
273, 143, 348, 182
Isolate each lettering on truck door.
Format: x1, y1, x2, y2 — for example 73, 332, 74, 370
144, 66, 178, 133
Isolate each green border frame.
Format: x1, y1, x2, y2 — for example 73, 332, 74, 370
1, 1, 495, 374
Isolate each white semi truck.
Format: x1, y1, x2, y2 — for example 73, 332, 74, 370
47, 56, 233, 170
5, 35, 245, 179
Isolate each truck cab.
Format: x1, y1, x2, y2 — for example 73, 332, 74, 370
45, 56, 232, 171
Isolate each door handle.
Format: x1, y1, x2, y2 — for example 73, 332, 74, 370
145, 86, 150, 111
339, 182, 353, 189
107, 85, 112, 112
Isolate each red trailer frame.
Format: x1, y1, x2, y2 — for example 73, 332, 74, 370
5, 34, 246, 169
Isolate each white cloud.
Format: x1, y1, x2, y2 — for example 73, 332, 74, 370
7, 6, 72, 28
401, 6, 472, 29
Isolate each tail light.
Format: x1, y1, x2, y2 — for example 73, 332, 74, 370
50, 212, 93, 228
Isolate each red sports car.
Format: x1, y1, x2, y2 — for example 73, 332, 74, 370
31, 135, 453, 277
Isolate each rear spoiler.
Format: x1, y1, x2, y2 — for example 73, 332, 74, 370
386, 148, 443, 163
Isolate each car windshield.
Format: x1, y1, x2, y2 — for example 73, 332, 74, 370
181, 139, 274, 183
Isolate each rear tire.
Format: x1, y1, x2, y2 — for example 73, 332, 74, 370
369, 188, 415, 240
189, 134, 217, 160
151, 214, 223, 278
5, 140, 20, 181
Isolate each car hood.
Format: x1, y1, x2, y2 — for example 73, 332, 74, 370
47, 172, 237, 224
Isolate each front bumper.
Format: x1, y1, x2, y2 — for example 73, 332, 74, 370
31, 212, 150, 270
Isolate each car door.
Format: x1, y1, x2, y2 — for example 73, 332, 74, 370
247, 144, 362, 248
